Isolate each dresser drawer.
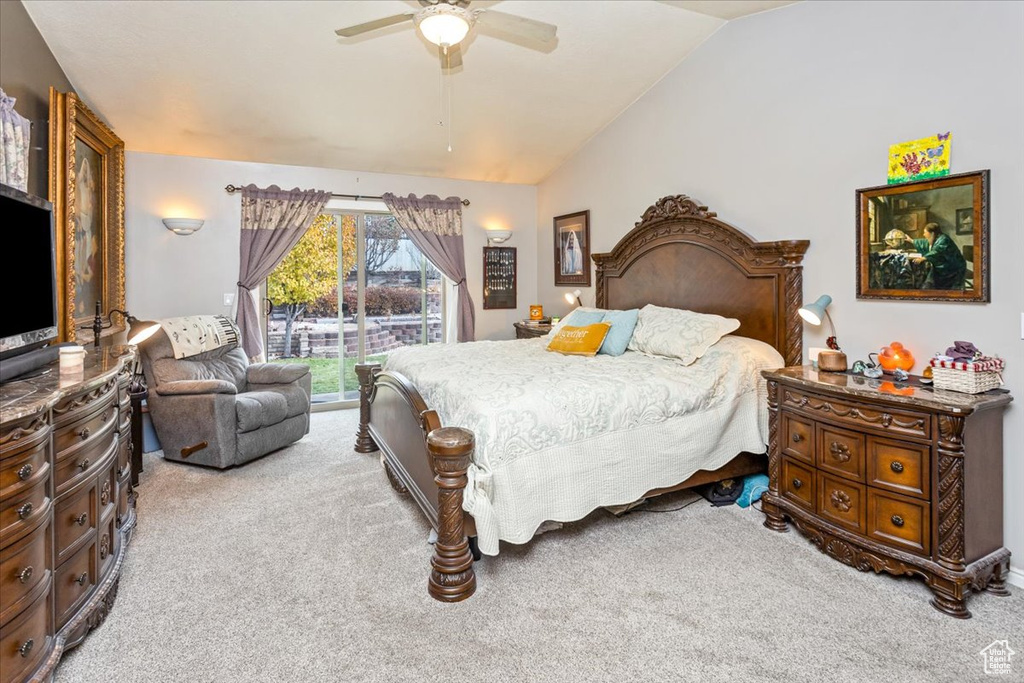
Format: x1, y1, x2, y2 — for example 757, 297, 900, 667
55, 540, 96, 630
817, 424, 865, 483
52, 377, 117, 428
54, 434, 117, 497
0, 579, 52, 683
0, 414, 49, 460
0, 478, 50, 547
781, 388, 931, 441
781, 457, 815, 511
867, 489, 930, 556
98, 512, 118, 580
817, 472, 866, 534
0, 521, 51, 626
0, 442, 49, 501
782, 414, 814, 463
55, 481, 97, 564
117, 435, 130, 479
867, 437, 930, 499
53, 401, 118, 459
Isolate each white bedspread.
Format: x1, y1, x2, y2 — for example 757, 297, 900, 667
384, 335, 783, 555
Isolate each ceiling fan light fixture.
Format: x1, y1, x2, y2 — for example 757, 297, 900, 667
416, 7, 472, 47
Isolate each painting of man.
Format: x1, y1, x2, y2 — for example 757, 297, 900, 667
903, 223, 967, 290
73, 141, 103, 316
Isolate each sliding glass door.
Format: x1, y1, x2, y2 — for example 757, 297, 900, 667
265, 209, 444, 409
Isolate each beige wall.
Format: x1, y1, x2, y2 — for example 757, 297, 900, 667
537, 1, 1024, 578
124, 152, 537, 341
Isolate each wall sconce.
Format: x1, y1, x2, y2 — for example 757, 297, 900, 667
484, 228, 512, 246
564, 289, 583, 307
163, 217, 204, 236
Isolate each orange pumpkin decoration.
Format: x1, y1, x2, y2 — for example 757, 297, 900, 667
878, 342, 915, 372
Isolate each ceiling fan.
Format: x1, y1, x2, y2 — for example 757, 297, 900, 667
334, 0, 558, 68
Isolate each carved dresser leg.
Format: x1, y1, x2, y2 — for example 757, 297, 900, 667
930, 584, 971, 619
426, 427, 476, 602
761, 497, 789, 532
354, 363, 381, 453
985, 559, 1011, 597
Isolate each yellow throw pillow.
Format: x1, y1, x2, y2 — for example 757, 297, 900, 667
546, 322, 612, 357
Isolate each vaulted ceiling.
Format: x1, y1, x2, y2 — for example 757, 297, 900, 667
25, 0, 794, 184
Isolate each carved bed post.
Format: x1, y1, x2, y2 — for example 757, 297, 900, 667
762, 378, 788, 532
354, 363, 381, 453
426, 427, 477, 602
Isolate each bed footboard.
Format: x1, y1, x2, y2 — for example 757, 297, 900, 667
355, 362, 476, 602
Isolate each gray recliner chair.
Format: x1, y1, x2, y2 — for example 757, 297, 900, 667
139, 328, 312, 469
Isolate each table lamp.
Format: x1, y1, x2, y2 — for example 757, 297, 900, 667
85, 301, 161, 348
798, 295, 840, 351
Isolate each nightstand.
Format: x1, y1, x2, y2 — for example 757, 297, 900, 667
513, 321, 552, 339
760, 366, 1012, 618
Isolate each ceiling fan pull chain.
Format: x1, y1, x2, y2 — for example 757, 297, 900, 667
447, 45, 453, 153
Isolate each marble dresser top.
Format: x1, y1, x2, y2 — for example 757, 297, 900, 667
1, 345, 135, 423
763, 366, 1012, 414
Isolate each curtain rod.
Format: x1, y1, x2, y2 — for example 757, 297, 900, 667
223, 184, 470, 206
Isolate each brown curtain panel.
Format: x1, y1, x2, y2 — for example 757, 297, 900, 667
382, 193, 475, 342
236, 184, 330, 359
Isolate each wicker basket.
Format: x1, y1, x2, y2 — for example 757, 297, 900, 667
929, 357, 1005, 394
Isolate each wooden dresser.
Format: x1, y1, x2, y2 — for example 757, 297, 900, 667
1, 346, 137, 683
761, 367, 1012, 618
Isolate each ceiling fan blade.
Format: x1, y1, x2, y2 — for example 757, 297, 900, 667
335, 13, 414, 38
476, 10, 557, 46
440, 43, 463, 70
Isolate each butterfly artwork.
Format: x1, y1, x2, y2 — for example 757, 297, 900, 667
888, 132, 952, 184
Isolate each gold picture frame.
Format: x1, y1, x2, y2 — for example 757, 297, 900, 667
48, 88, 126, 342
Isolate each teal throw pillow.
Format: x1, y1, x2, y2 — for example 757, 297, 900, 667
599, 309, 640, 356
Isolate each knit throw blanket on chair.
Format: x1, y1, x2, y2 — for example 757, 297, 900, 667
159, 315, 240, 359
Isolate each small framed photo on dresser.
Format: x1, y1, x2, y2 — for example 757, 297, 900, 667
553, 210, 590, 287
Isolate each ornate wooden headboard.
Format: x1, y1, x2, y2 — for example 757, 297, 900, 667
593, 195, 809, 367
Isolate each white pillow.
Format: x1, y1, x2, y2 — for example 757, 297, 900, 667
627, 304, 740, 365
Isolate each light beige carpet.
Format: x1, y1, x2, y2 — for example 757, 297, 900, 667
53, 409, 1022, 682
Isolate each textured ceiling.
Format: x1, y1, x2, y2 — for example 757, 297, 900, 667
25, 0, 795, 184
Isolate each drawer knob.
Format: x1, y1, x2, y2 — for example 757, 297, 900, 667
17, 463, 33, 480
17, 566, 34, 584
829, 441, 852, 463
891, 514, 905, 528
17, 502, 33, 520
791, 478, 803, 490
80, 427, 91, 440
77, 458, 91, 471
75, 572, 88, 586
18, 639, 33, 658
890, 460, 904, 474
74, 512, 88, 526
791, 433, 803, 443
829, 489, 852, 513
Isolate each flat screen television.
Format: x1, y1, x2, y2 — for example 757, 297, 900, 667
0, 183, 59, 358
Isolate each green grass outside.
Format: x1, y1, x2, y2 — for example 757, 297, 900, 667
271, 355, 386, 398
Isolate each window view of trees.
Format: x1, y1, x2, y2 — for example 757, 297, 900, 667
266, 212, 444, 403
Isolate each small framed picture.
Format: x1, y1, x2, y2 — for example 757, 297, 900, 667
955, 207, 974, 235
553, 210, 590, 287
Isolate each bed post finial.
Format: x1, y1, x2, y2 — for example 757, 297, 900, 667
427, 427, 477, 602
354, 363, 381, 453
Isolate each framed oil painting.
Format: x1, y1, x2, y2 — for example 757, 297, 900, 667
553, 210, 590, 287
857, 170, 988, 302
49, 88, 126, 342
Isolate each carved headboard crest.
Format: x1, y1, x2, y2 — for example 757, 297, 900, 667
636, 195, 717, 224
593, 194, 810, 366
